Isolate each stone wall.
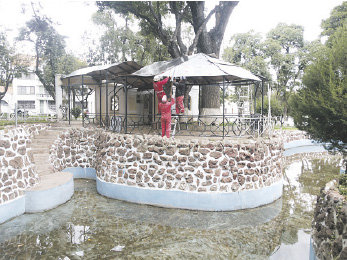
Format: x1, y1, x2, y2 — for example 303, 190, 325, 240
51, 129, 283, 193
0, 124, 49, 204
312, 180, 347, 259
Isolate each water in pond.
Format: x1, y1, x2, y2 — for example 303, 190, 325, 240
0, 152, 341, 259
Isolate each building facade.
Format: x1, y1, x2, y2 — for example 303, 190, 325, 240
1, 72, 55, 115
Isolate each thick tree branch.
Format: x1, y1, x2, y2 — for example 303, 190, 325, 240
208, 2, 238, 56
169, 2, 189, 55
188, 6, 217, 55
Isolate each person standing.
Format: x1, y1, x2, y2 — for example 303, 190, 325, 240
159, 95, 175, 138
173, 76, 186, 114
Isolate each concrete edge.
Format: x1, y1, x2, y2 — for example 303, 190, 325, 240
59, 166, 284, 211
96, 176, 283, 211
25, 176, 74, 213
62, 167, 96, 180
284, 139, 326, 157
284, 139, 318, 149
0, 196, 25, 224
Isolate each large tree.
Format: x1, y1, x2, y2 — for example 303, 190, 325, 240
321, 1, 347, 37
18, 7, 66, 100
223, 31, 271, 80
0, 32, 29, 103
263, 23, 305, 118
97, 1, 239, 111
88, 10, 170, 66
290, 26, 347, 153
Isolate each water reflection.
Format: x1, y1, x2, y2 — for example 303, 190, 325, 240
0, 152, 341, 259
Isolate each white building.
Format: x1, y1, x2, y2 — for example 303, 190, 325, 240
1, 72, 55, 115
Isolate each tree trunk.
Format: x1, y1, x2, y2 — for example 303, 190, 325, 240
201, 85, 220, 109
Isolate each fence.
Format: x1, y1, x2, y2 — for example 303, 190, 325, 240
82, 113, 276, 138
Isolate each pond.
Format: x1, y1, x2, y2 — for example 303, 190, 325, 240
0, 152, 341, 259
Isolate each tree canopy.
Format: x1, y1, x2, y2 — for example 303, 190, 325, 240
0, 32, 29, 101
18, 5, 86, 100
97, 1, 238, 58
96, 1, 239, 111
290, 25, 347, 153
87, 11, 170, 66
222, 31, 271, 80
321, 2, 347, 37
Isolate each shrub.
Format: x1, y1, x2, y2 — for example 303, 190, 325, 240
71, 107, 81, 119
338, 174, 347, 197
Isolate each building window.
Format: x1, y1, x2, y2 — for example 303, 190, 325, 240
48, 100, 55, 111
17, 86, 35, 95
111, 95, 119, 111
18, 101, 35, 109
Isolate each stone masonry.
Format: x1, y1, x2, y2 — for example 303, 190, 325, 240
51, 128, 283, 193
312, 180, 347, 260
0, 124, 50, 204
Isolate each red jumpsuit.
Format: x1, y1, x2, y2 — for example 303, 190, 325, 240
159, 98, 175, 138
153, 77, 169, 107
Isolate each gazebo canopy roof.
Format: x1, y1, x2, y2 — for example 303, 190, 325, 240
61, 61, 142, 87
130, 53, 261, 87
60, 54, 261, 89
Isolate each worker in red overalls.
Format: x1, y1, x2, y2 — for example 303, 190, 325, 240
173, 76, 186, 114
153, 76, 170, 111
159, 95, 175, 138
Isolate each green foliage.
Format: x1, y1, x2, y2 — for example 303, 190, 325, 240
256, 94, 284, 117
263, 23, 305, 117
58, 54, 87, 75
18, 7, 85, 100
290, 26, 347, 153
87, 11, 170, 66
222, 31, 271, 80
321, 2, 347, 37
71, 107, 81, 119
18, 11, 66, 99
0, 32, 29, 100
97, 1, 238, 58
338, 174, 347, 197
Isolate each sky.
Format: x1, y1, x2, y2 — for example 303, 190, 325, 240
0, 0, 344, 58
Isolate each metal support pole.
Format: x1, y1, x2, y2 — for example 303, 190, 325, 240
113, 82, 116, 132
254, 83, 257, 114
99, 70, 102, 127
261, 80, 264, 116
68, 78, 71, 125
125, 76, 128, 133
153, 90, 156, 122
198, 85, 201, 114
15, 103, 17, 128
82, 75, 84, 127
222, 77, 225, 139
105, 70, 109, 128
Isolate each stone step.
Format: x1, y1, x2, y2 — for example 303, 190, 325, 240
31, 149, 50, 155
33, 155, 50, 163
35, 165, 55, 175
31, 140, 55, 145
33, 134, 59, 139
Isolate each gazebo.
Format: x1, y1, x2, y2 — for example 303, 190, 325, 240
57, 53, 269, 138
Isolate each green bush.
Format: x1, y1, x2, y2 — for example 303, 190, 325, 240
71, 107, 81, 119
339, 174, 347, 197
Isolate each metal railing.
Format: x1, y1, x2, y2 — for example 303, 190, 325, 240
82, 112, 276, 138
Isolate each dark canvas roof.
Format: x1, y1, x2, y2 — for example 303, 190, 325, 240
130, 53, 260, 87
61, 61, 142, 86
61, 54, 261, 89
